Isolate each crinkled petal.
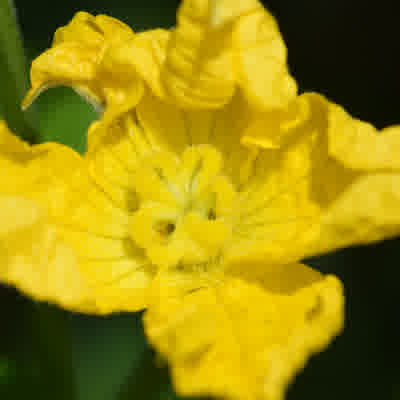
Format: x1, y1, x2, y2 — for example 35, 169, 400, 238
0, 121, 95, 311
326, 98, 400, 171
62, 118, 159, 313
229, 105, 325, 265
0, 196, 95, 312
52, 12, 134, 46
23, 12, 144, 128
123, 0, 296, 114
159, 0, 258, 108
0, 121, 154, 313
227, 261, 323, 294
309, 173, 400, 255
241, 95, 310, 149
0, 120, 83, 207
232, 4, 297, 111
236, 92, 400, 261
303, 93, 400, 255
136, 91, 192, 154
144, 268, 344, 400
127, 29, 170, 100
23, 41, 101, 110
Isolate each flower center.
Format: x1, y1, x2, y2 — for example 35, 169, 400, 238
129, 145, 237, 269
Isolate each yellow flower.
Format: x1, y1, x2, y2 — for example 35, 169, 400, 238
3, 0, 400, 399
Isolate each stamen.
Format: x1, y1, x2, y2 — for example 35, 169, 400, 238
208, 209, 216, 220
155, 220, 176, 238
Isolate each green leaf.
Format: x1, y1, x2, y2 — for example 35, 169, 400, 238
116, 323, 214, 400
0, 0, 37, 140
31, 304, 76, 400
68, 311, 214, 400
69, 312, 148, 400
0, 286, 76, 399
0, 356, 11, 381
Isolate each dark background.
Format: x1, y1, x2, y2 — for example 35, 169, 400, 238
1, 1, 399, 399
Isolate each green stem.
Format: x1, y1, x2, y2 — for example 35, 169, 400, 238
0, 0, 37, 141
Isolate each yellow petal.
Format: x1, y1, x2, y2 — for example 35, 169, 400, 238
0, 120, 32, 161
136, 92, 191, 154
0, 120, 83, 203
144, 271, 344, 400
59, 190, 155, 313
52, 12, 134, 46
229, 91, 400, 264
0, 121, 37, 193
81, 258, 155, 314
0, 195, 95, 312
62, 131, 157, 312
0, 122, 94, 310
159, 0, 239, 108
127, 1, 295, 113
230, 110, 323, 265
23, 12, 143, 129
299, 93, 400, 256
326, 97, 400, 170
23, 41, 100, 109
75, 114, 177, 312
232, 5, 297, 111
208, 92, 253, 186
209, 0, 261, 27
0, 121, 153, 313
227, 261, 323, 294
241, 94, 310, 149
126, 29, 170, 100
309, 173, 400, 255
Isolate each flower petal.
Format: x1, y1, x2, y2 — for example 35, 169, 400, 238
63, 118, 160, 312
126, 29, 170, 100
0, 120, 32, 160
241, 95, 310, 149
0, 121, 95, 311
303, 93, 400, 255
227, 261, 323, 294
310, 173, 400, 254
159, 0, 257, 108
326, 98, 400, 171
237, 92, 400, 260
58, 176, 156, 314
23, 12, 144, 128
136, 92, 191, 154
144, 271, 343, 400
0, 196, 95, 312
232, 4, 297, 111
230, 110, 324, 265
0, 121, 154, 313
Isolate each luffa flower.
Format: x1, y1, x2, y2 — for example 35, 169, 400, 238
3, 0, 400, 399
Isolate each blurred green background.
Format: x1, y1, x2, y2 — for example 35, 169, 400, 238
1, 0, 400, 399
